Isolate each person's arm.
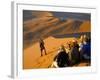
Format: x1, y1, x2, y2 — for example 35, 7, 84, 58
53, 61, 59, 68
54, 55, 57, 61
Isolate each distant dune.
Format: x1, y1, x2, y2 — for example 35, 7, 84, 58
23, 12, 90, 49
32, 11, 53, 17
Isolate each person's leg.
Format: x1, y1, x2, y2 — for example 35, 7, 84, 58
44, 48, 47, 55
41, 49, 43, 56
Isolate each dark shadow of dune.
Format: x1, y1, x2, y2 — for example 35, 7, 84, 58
24, 32, 90, 49
23, 23, 40, 32
24, 19, 61, 41
23, 18, 90, 49
70, 20, 83, 31
53, 32, 91, 38
46, 20, 83, 36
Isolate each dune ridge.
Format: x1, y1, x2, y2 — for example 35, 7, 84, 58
23, 12, 91, 69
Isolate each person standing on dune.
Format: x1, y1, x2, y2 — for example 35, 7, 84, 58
39, 38, 47, 56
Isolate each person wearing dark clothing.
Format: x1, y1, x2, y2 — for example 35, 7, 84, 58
39, 38, 47, 56
56, 51, 70, 67
70, 41, 80, 65
53, 46, 70, 67
80, 38, 91, 60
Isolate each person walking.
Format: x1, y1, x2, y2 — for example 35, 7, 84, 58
39, 38, 47, 56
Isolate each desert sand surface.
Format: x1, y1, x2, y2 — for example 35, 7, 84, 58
23, 36, 90, 69
23, 36, 73, 69
23, 11, 90, 69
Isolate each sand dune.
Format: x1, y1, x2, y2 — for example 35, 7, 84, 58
23, 12, 91, 69
32, 11, 53, 17
23, 36, 90, 69
23, 36, 74, 69
78, 21, 91, 32
23, 16, 90, 49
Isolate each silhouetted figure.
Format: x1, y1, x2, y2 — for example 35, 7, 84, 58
39, 38, 47, 56
51, 45, 70, 67
70, 40, 80, 65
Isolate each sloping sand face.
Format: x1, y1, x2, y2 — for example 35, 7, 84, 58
23, 19, 91, 69
23, 36, 74, 69
23, 11, 91, 69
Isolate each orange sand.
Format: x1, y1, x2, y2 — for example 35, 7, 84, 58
23, 36, 74, 69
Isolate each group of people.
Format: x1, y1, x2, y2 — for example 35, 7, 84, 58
51, 35, 91, 68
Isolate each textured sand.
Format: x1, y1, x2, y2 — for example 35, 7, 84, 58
23, 36, 90, 69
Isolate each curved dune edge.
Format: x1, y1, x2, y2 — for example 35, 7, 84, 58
23, 36, 90, 69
